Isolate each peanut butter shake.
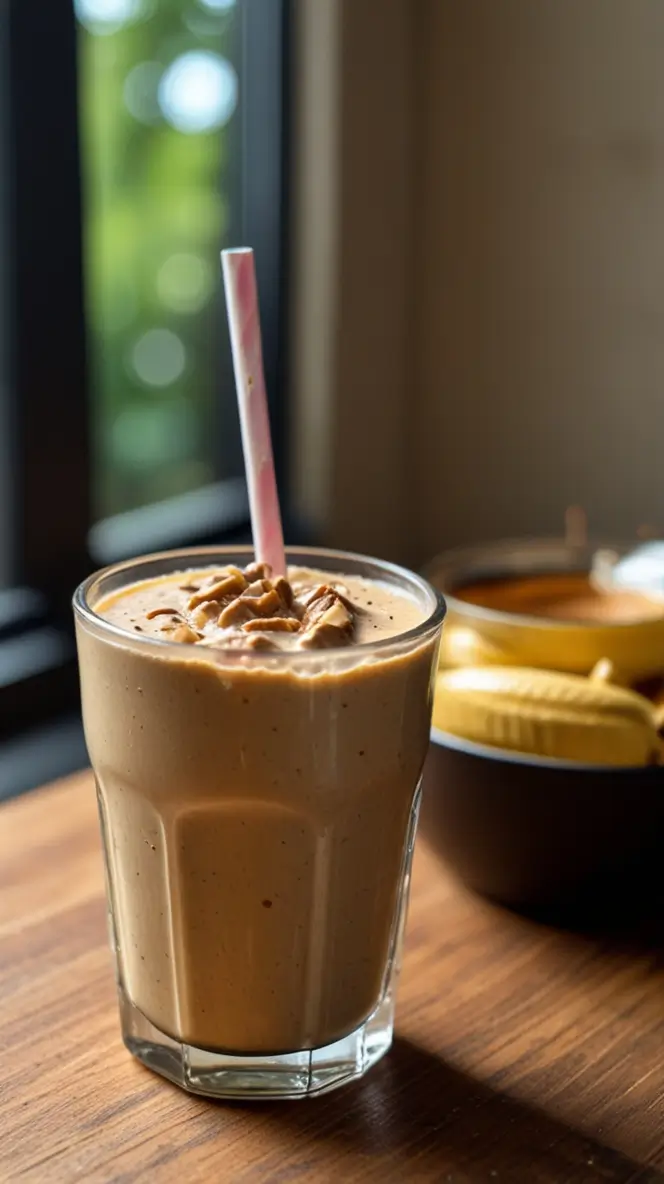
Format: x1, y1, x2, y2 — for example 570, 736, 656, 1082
74, 547, 444, 1095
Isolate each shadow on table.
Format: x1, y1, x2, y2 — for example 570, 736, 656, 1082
258, 1037, 663, 1184
512, 867, 664, 959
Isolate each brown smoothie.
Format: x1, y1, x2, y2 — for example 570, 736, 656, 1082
77, 562, 438, 1054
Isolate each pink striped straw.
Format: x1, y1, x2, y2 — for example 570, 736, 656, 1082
221, 248, 286, 576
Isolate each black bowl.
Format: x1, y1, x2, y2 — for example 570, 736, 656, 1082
420, 728, 664, 916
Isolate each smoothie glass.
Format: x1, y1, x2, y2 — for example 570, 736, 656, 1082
74, 546, 445, 1099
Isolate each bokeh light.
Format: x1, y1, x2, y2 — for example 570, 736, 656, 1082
123, 61, 163, 124
198, 0, 236, 11
158, 51, 238, 134
75, 0, 142, 34
131, 329, 186, 387
157, 254, 214, 314
112, 400, 197, 469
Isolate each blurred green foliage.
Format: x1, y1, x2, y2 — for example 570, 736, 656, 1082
77, 0, 240, 519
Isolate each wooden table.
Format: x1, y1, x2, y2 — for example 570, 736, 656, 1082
2, 775, 664, 1184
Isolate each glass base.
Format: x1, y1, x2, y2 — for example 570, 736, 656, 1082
120, 987, 395, 1099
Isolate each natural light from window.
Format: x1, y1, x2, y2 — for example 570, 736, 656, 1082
76, 0, 242, 519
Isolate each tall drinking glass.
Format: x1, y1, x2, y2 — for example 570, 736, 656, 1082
74, 546, 445, 1099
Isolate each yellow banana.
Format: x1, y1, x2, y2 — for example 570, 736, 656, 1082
433, 665, 660, 766
439, 609, 664, 680
588, 657, 633, 688
439, 625, 517, 669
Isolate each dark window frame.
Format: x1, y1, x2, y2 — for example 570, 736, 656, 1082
1, 0, 292, 775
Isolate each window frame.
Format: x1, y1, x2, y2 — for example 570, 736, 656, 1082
1, 0, 292, 767
0, 10, 11, 594
8, 0, 90, 609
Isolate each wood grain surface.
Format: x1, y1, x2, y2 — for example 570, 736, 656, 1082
2, 772, 664, 1183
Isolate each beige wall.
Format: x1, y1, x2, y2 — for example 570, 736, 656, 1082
413, 0, 664, 561
290, 0, 416, 562
292, 1, 664, 566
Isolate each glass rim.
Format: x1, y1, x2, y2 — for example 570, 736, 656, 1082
73, 544, 446, 662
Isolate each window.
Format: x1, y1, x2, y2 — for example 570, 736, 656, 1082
1, 0, 289, 793
78, 0, 243, 521
0, 13, 9, 594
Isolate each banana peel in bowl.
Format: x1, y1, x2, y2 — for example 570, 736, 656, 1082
440, 625, 518, 669
432, 663, 662, 767
438, 615, 664, 681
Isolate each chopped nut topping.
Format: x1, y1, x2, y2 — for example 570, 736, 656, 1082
251, 589, 284, 617
320, 600, 353, 629
187, 571, 247, 609
217, 575, 298, 628
243, 579, 272, 598
218, 598, 256, 628
299, 584, 326, 607
244, 562, 272, 582
205, 567, 245, 585
242, 617, 301, 633
170, 624, 200, 644
142, 562, 358, 650
273, 575, 294, 608
191, 602, 220, 630
301, 591, 340, 624
246, 634, 278, 650
299, 589, 354, 648
300, 583, 355, 613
